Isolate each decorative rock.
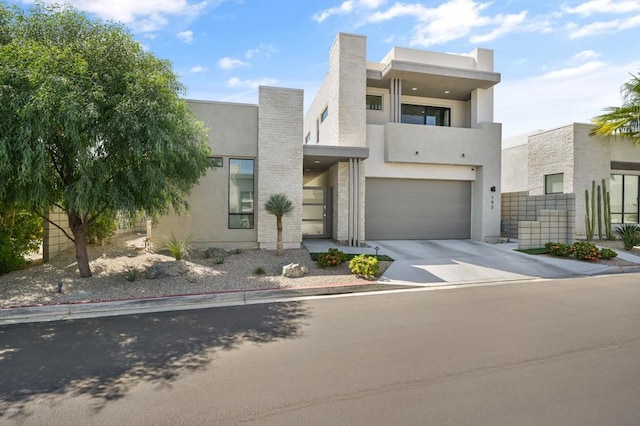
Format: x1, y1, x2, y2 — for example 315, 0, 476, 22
282, 263, 309, 278
147, 260, 187, 279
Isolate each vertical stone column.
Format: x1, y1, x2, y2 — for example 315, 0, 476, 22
257, 86, 304, 250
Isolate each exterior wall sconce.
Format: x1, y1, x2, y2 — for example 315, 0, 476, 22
490, 186, 496, 192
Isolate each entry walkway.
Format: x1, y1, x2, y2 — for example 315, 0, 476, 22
303, 239, 640, 286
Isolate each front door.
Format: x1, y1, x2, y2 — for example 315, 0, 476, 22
302, 187, 332, 238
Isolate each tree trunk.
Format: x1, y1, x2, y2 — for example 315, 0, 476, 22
276, 216, 283, 256
68, 211, 93, 277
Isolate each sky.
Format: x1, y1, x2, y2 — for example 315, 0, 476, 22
11, 0, 640, 140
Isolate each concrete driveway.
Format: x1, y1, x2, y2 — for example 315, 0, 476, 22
365, 239, 622, 286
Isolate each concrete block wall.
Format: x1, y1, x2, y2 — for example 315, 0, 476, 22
518, 210, 570, 250
257, 86, 304, 250
527, 125, 575, 195
330, 162, 349, 242
42, 207, 74, 262
329, 33, 367, 148
501, 192, 575, 241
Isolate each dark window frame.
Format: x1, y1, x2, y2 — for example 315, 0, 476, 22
228, 158, 255, 229
544, 173, 564, 194
366, 94, 383, 111
610, 174, 640, 224
400, 103, 451, 127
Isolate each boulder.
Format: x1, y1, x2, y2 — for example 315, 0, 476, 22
282, 263, 309, 278
147, 260, 187, 279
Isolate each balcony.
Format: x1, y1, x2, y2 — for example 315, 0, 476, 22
379, 122, 501, 166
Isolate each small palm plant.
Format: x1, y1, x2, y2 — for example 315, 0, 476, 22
164, 233, 192, 260
264, 193, 294, 256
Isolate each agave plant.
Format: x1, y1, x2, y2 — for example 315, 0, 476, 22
164, 233, 192, 260
616, 224, 640, 250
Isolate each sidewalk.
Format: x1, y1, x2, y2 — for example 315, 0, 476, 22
3, 239, 640, 326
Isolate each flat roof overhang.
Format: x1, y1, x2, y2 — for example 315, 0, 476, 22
367, 60, 501, 101
303, 145, 369, 172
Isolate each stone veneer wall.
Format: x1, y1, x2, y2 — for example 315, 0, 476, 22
257, 86, 304, 250
501, 191, 575, 241
518, 210, 570, 250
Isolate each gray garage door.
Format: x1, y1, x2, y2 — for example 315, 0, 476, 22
365, 178, 471, 239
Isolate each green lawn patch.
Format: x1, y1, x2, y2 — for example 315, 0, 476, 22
310, 252, 394, 262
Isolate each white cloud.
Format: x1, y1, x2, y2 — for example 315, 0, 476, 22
177, 30, 194, 43
470, 11, 527, 43
496, 60, 640, 139
218, 57, 250, 70
189, 65, 207, 73
245, 43, 278, 59
568, 14, 640, 37
227, 77, 277, 89
313, 0, 384, 23
538, 61, 606, 80
562, 0, 640, 16
573, 50, 600, 61
22, 0, 211, 33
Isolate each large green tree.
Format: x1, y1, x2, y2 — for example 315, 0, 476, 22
0, 3, 212, 277
592, 71, 640, 143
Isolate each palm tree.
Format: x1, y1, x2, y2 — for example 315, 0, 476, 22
264, 193, 294, 255
592, 72, 640, 143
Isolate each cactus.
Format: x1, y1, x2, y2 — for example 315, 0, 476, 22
603, 178, 613, 240
597, 184, 602, 240
585, 189, 594, 241
591, 180, 596, 239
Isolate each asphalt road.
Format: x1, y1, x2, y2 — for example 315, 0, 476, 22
1, 274, 640, 425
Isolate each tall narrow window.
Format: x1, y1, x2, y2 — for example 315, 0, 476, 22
366, 95, 383, 111
400, 104, 450, 126
609, 174, 640, 224
545, 173, 563, 194
229, 159, 254, 229
321, 107, 328, 123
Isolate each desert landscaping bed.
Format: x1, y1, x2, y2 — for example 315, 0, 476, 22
0, 234, 391, 308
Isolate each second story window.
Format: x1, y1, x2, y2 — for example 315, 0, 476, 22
401, 104, 450, 127
321, 107, 328, 123
305, 132, 311, 144
366, 95, 382, 111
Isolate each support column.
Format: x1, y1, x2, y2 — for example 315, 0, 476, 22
390, 78, 402, 123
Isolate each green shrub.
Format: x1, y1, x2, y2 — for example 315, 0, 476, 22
317, 248, 347, 267
87, 211, 119, 245
0, 206, 43, 274
348, 254, 379, 280
599, 247, 618, 259
616, 224, 640, 250
572, 241, 600, 261
165, 233, 192, 260
254, 266, 266, 275
544, 242, 572, 257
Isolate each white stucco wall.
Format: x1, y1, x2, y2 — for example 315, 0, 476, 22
153, 100, 259, 249
501, 144, 528, 193
527, 124, 575, 196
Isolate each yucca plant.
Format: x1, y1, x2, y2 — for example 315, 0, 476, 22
616, 224, 640, 250
264, 193, 294, 256
164, 233, 192, 260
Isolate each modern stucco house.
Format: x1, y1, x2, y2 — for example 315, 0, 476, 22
153, 33, 503, 250
501, 122, 640, 240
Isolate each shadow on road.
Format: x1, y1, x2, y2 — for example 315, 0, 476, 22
0, 301, 309, 420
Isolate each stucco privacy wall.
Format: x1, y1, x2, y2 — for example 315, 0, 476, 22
501, 191, 575, 242
257, 87, 304, 250
153, 100, 259, 248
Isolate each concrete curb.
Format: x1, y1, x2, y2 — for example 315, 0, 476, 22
0, 283, 403, 326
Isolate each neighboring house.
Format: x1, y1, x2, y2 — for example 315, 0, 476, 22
154, 33, 503, 249
501, 122, 640, 240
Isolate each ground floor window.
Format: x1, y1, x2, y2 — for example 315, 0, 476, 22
545, 173, 563, 194
610, 174, 639, 224
229, 159, 254, 229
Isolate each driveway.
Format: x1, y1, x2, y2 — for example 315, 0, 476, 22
365, 239, 622, 286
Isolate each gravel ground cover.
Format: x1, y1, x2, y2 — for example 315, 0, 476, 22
0, 234, 391, 308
